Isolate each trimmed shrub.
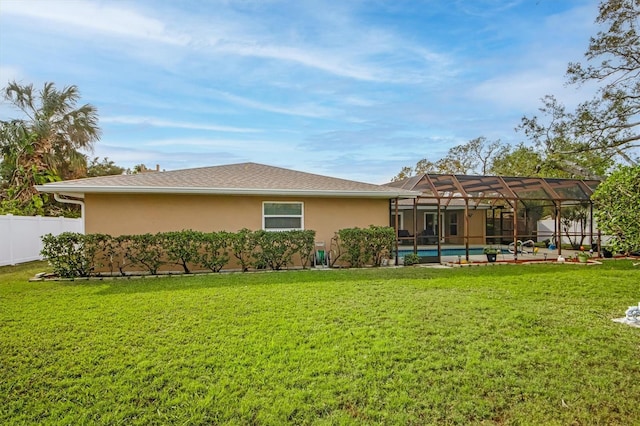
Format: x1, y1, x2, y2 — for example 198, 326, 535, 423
40, 228, 317, 277
229, 228, 258, 272
122, 233, 165, 275
290, 230, 316, 269
253, 230, 316, 270
196, 231, 231, 272
163, 230, 204, 274
334, 226, 395, 268
41, 232, 94, 278
364, 225, 395, 266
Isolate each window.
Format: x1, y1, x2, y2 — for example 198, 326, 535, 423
391, 211, 404, 230
424, 212, 437, 234
449, 212, 458, 236
263, 202, 303, 231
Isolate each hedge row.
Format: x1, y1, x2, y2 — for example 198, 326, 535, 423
41, 229, 316, 278
40, 225, 397, 278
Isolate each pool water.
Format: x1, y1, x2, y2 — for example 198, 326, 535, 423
398, 248, 486, 257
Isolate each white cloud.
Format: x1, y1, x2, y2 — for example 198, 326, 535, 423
0, 65, 22, 83
0, 0, 188, 45
213, 90, 337, 118
101, 116, 261, 133
144, 138, 295, 153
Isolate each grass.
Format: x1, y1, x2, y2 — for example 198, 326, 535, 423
1, 261, 640, 425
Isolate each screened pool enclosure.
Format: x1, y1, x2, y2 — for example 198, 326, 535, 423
386, 174, 601, 263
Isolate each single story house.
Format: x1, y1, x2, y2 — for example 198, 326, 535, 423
37, 164, 600, 265
36, 162, 419, 263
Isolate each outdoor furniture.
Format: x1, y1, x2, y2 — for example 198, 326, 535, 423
418, 229, 437, 245
397, 229, 413, 245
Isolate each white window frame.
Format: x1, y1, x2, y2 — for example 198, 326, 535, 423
262, 201, 304, 231
449, 212, 458, 236
391, 211, 404, 230
424, 212, 437, 233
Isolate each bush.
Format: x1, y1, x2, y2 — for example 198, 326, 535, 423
364, 225, 395, 266
403, 253, 421, 266
336, 227, 370, 267
593, 164, 640, 255
163, 230, 203, 274
290, 230, 316, 269
196, 231, 231, 272
335, 226, 395, 268
41, 232, 95, 278
254, 230, 317, 270
122, 233, 165, 275
229, 228, 257, 272
40, 228, 317, 277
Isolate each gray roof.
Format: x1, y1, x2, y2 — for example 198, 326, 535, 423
37, 162, 419, 199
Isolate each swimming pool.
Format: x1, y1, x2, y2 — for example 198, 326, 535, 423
398, 248, 486, 257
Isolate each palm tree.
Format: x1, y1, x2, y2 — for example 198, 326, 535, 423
0, 81, 100, 209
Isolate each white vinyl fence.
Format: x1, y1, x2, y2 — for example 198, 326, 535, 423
537, 219, 597, 244
0, 214, 84, 266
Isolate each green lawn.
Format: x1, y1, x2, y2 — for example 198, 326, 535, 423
1, 261, 639, 425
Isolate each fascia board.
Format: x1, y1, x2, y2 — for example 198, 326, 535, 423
35, 185, 419, 199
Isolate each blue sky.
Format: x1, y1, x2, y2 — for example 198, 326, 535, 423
0, 0, 601, 183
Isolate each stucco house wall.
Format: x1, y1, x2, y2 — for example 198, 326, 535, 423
85, 193, 389, 249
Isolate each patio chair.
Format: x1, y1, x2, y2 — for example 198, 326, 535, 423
418, 228, 437, 245
397, 229, 413, 245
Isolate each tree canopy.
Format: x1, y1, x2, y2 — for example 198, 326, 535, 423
0, 81, 101, 215
592, 164, 640, 254
520, 0, 640, 177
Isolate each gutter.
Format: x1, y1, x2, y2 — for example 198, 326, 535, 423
37, 185, 420, 199
53, 193, 85, 233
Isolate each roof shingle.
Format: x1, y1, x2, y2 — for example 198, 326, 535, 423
37, 162, 418, 198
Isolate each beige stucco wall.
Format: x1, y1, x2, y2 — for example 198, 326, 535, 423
84, 193, 389, 248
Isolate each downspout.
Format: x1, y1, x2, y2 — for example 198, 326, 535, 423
54, 193, 85, 234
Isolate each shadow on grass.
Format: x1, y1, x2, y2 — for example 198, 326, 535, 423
69, 260, 638, 296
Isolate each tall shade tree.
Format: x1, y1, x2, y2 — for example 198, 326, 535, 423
0, 81, 100, 211
592, 164, 640, 255
390, 137, 503, 181
521, 0, 640, 177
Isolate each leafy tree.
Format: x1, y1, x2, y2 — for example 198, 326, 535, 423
391, 159, 437, 182
392, 137, 503, 180
0, 81, 100, 214
87, 157, 125, 177
592, 164, 640, 255
521, 0, 640, 176
438, 137, 502, 175
519, 96, 617, 179
489, 143, 545, 176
